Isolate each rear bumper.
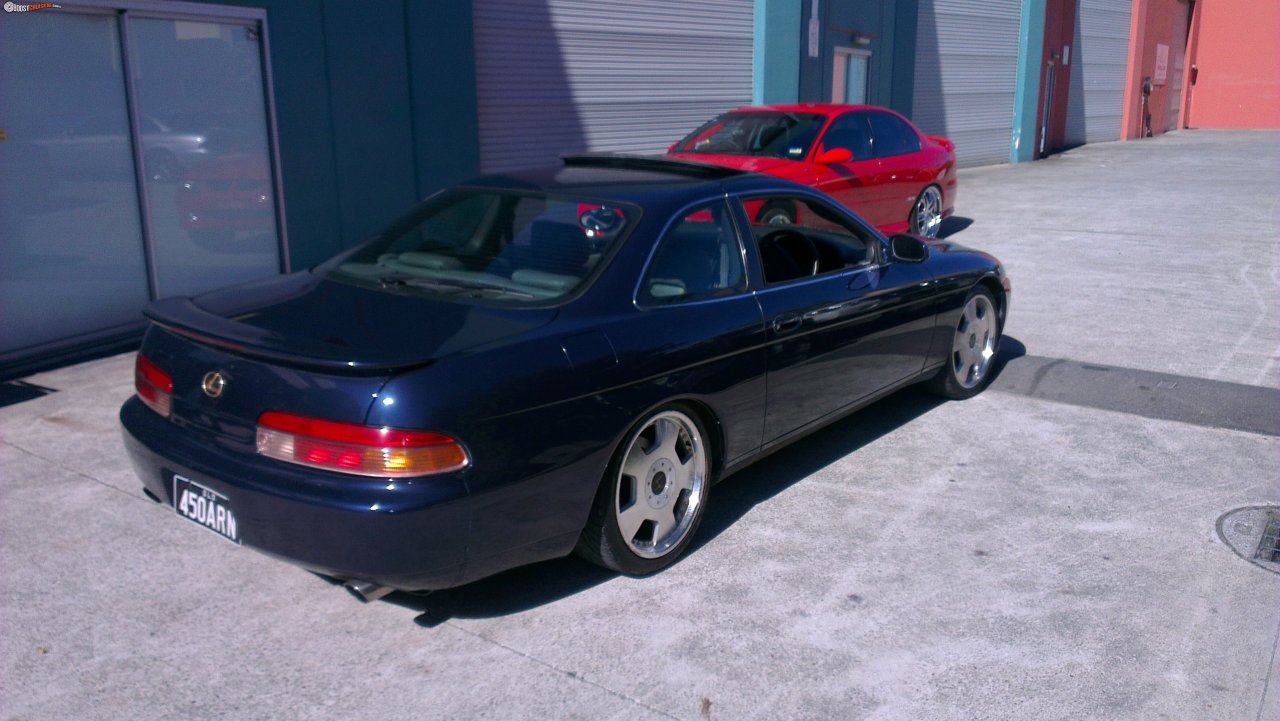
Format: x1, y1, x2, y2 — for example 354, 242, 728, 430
120, 397, 471, 590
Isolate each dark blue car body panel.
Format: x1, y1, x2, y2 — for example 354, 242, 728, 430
120, 160, 1008, 591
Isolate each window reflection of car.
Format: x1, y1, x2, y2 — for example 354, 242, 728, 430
176, 151, 273, 249
138, 114, 214, 182
669, 104, 957, 238
25, 113, 215, 182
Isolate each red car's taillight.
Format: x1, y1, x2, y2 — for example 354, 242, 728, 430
255, 411, 469, 477
135, 353, 174, 418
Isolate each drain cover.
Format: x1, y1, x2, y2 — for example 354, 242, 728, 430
1217, 506, 1280, 575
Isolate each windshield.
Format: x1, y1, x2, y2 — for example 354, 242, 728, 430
673, 111, 828, 160
320, 189, 637, 305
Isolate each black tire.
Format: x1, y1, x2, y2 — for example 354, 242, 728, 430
757, 203, 795, 226
575, 405, 712, 575
927, 286, 1001, 400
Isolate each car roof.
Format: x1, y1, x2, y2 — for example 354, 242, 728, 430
464, 154, 803, 206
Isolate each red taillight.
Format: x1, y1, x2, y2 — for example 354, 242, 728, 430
255, 411, 469, 477
135, 353, 173, 418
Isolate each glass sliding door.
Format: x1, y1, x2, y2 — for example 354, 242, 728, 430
0, 11, 151, 356
128, 16, 281, 298
0, 5, 283, 372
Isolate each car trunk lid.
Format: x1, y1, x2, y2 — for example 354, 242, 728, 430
145, 271, 557, 373
139, 271, 557, 449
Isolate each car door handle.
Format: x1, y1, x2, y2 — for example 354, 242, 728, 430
803, 304, 847, 324
771, 313, 802, 334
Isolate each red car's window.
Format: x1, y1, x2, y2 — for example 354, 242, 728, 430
674, 111, 827, 160
819, 113, 872, 160
867, 111, 922, 158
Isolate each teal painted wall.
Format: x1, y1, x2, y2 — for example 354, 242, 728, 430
1011, 0, 1047, 163
754, 0, 802, 104
224, 0, 482, 269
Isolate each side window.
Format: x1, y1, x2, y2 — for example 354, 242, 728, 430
818, 112, 871, 161
640, 202, 745, 305
867, 111, 922, 158
740, 196, 877, 285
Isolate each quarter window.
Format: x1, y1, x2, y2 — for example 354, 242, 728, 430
867, 111, 922, 158
640, 202, 745, 304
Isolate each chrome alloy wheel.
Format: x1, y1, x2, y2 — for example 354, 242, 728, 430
950, 293, 997, 389
614, 410, 707, 559
913, 185, 943, 238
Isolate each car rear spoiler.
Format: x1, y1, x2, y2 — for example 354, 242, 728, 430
562, 153, 746, 178
926, 135, 955, 153
143, 297, 422, 374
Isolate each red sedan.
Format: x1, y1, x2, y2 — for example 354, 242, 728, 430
668, 104, 956, 237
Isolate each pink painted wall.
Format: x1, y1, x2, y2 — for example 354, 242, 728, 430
1186, 0, 1280, 128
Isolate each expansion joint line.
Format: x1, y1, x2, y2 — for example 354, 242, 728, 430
445, 622, 684, 721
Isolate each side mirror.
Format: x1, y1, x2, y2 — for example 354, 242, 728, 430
890, 234, 929, 263
815, 147, 853, 165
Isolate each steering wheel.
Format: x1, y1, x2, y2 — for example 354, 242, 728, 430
760, 229, 819, 281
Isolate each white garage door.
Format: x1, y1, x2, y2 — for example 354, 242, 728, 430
473, 0, 754, 173
1065, 0, 1133, 144
911, 0, 1023, 167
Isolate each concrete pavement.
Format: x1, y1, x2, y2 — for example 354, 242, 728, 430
2, 129, 1277, 721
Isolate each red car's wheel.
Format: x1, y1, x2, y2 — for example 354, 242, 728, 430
910, 185, 944, 238
757, 202, 795, 226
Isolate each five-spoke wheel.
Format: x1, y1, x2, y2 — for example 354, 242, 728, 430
928, 287, 1000, 399
577, 407, 711, 574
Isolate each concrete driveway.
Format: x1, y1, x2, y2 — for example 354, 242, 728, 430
2, 130, 1277, 721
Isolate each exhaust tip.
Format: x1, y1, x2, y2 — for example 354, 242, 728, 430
343, 579, 394, 603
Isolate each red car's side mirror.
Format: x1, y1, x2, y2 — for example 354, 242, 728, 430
815, 147, 853, 164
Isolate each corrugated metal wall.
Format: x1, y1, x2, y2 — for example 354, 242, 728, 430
1065, 0, 1132, 144
911, 0, 1022, 167
473, 0, 754, 173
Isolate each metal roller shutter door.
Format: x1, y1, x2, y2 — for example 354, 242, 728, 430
1065, 0, 1132, 144
473, 0, 754, 173
912, 0, 1022, 167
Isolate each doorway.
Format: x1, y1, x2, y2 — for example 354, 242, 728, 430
832, 47, 871, 104
1037, 0, 1079, 156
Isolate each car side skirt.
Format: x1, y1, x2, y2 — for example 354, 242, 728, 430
718, 362, 945, 481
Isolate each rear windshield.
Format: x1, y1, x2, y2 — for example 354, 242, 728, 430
673, 111, 827, 160
320, 189, 638, 305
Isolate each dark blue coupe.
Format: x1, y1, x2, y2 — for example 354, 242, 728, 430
120, 156, 1009, 600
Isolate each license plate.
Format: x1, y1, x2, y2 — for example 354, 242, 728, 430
172, 474, 241, 545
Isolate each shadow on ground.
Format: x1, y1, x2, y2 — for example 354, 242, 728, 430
377, 337, 1026, 626
938, 216, 974, 238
